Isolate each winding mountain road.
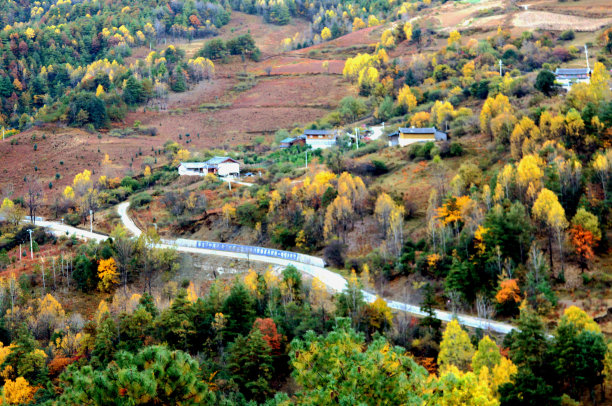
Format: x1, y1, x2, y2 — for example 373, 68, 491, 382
37, 202, 516, 334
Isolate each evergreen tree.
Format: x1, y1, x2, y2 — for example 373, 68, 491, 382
156, 289, 195, 351
118, 307, 153, 353
91, 316, 118, 368
227, 329, 274, 402
222, 281, 255, 342
57, 346, 216, 405
123, 76, 143, 105
170, 68, 188, 92
419, 283, 441, 339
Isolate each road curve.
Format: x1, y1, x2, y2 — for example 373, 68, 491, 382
37, 203, 516, 335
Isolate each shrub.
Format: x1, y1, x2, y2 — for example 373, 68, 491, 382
130, 192, 152, 208
449, 142, 464, 156
324, 240, 345, 268
64, 213, 81, 226
559, 30, 575, 41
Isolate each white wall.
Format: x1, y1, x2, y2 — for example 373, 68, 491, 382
306, 139, 336, 149
398, 137, 434, 147
217, 162, 240, 177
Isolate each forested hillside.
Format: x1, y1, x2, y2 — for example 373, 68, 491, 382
0, 0, 611, 404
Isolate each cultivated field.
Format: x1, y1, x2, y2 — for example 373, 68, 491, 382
513, 10, 612, 31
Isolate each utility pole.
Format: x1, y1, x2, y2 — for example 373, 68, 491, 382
228, 179, 231, 191
499, 59, 502, 76
28, 229, 33, 260
304, 150, 308, 169
89, 210, 93, 233
355, 128, 359, 149
584, 44, 590, 73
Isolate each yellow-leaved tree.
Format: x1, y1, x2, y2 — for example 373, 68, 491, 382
592, 149, 612, 200
511, 117, 540, 159
97, 258, 119, 292
353, 17, 366, 31
432, 366, 499, 406
438, 319, 475, 371
381, 29, 395, 48
411, 111, 431, 127
480, 94, 513, 142
397, 85, 417, 111
516, 154, 543, 200
447, 30, 461, 47
532, 188, 568, 270
172, 149, 190, 166
3, 377, 35, 405
589, 61, 611, 102
403, 22, 413, 42
558, 305, 601, 334
357, 66, 379, 92
321, 27, 332, 41
222, 204, 236, 228
323, 195, 354, 242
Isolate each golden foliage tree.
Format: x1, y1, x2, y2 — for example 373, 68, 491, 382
323, 195, 354, 241
3, 377, 35, 405
403, 22, 413, 42
480, 94, 513, 141
397, 85, 417, 111
97, 258, 119, 292
321, 27, 332, 41
447, 30, 461, 47
410, 111, 431, 127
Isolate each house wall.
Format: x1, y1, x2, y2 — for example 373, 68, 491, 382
217, 162, 240, 177
178, 165, 203, 176
306, 138, 336, 149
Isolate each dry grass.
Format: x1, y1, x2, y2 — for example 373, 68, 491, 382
513, 10, 612, 31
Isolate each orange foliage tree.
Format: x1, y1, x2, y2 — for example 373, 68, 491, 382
569, 225, 596, 271
189, 14, 201, 27
253, 318, 282, 355
495, 279, 521, 316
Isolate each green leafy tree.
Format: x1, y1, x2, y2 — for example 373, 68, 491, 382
535, 70, 557, 96
438, 319, 475, 371
123, 76, 144, 105
472, 335, 502, 374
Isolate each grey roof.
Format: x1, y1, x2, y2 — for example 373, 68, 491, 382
398, 127, 438, 134
303, 129, 335, 135
180, 162, 209, 168
555, 68, 590, 75
205, 156, 238, 165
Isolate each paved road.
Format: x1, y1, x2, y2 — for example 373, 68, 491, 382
221, 177, 254, 187
36, 204, 516, 334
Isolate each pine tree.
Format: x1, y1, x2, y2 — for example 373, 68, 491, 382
420, 283, 441, 338
156, 289, 195, 351
227, 329, 274, 402
222, 281, 255, 342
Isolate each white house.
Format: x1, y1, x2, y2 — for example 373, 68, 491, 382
388, 127, 447, 147
178, 156, 240, 177
554, 68, 591, 90
302, 129, 339, 149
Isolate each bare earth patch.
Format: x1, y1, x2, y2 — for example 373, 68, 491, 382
513, 10, 612, 31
